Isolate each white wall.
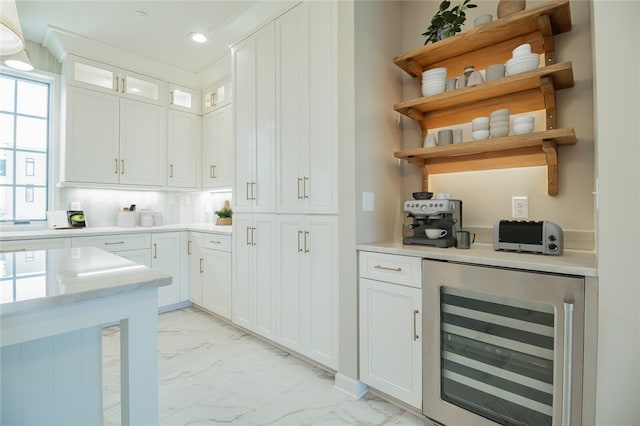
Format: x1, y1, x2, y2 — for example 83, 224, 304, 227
591, 1, 640, 423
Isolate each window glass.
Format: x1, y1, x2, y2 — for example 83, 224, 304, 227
0, 73, 49, 222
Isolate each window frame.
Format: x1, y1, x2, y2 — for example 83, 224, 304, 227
0, 66, 60, 229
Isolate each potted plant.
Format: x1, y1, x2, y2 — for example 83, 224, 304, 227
215, 200, 233, 226
422, 0, 477, 45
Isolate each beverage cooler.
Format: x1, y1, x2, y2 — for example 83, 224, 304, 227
422, 260, 584, 426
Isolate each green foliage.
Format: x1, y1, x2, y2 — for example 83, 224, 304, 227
422, 0, 477, 45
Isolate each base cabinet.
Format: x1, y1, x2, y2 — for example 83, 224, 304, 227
232, 214, 276, 339
358, 252, 423, 409
151, 232, 187, 308
276, 214, 338, 368
189, 232, 232, 319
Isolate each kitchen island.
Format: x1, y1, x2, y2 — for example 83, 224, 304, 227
0, 247, 171, 426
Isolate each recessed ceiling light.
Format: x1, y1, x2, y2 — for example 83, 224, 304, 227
190, 32, 207, 44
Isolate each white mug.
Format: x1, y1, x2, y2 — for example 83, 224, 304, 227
425, 229, 448, 239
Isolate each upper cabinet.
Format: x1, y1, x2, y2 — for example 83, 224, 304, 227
276, 2, 338, 214
65, 55, 165, 106
232, 22, 277, 213
202, 104, 233, 189
168, 83, 201, 115
393, 0, 575, 195
203, 78, 232, 114
167, 109, 200, 189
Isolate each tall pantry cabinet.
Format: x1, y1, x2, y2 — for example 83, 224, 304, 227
232, 1, 338, 369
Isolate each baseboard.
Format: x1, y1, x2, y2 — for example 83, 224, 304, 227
334, 373, 368, 400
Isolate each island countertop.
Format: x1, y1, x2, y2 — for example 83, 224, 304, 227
0, 246, 171, 317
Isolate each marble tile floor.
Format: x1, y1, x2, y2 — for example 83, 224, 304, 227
102, 306, 429, 426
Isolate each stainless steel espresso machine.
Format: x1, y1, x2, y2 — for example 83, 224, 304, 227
403, 198, 462, 247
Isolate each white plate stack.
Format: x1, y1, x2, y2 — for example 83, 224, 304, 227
490, 108, 510, 138
421, 67, 447, 97
506, 43, 540, 76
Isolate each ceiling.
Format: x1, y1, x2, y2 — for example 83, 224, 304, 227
16, 0, 296, 73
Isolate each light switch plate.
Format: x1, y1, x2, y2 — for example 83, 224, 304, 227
363, 192, 374, 212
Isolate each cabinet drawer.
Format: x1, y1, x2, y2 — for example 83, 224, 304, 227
359, 251, 421, 288
1, 238, 71, 252
201, 234, 231, 251
71, 233, 151, 252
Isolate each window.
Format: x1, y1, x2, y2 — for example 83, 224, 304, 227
0, 73, 50, 222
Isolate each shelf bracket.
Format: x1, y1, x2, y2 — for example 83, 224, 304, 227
420, 166, 429, 191
542, 140, 559, 196
538, 14, 556, 66
407, 107, 424, 122
540, 77, 557, 130
406, 59, 424, 81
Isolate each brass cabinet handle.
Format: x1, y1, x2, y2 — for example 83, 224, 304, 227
187, 240, 192, 255
303, 176, 309, 199
114, 158, 118, 174
114, 76, 119, 92
246, 226, 251, 246
251, 227, 256, 246
297, 230, 303, 252
246, 182, 251, 200
121, 159, 125, 174
122, 76, 126, 93
373, 264, 402, 272
297, 177, 303, 199
169, 164, 174, 178
1, 248, 26, 253
153, 243, 158, 259
104, 241, 125, 246
413, 310, 420, 341
209, 240, 221, 245
169, 90, 174, 105
251, 182, 256, 200
199, 258, 204, 273
212, 165, 217, 179
304, 231, 309, 253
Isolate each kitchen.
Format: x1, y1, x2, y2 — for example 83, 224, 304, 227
0, 0, 637, 425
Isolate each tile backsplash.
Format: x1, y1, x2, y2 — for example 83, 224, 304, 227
56, 188, 232, 227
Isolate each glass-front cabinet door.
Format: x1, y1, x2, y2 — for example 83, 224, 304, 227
64, 55, 164, 105
168, 83, 201, 114
203, 78, 231, 114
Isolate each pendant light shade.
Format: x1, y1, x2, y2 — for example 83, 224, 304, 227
4, 49, 33, 71
0, 0, 25, 55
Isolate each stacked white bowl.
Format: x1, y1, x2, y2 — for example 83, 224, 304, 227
513, 115, 535, 134
471, 116, 490, 140
489, 108, 510, 138
505, 43, 540, 76
421, 67, 447, 97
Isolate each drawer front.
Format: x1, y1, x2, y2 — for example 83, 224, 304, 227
359, 251, 421, 288
201, 233, 231, 251
71, 233, 151, 252
1, 238, 71, 252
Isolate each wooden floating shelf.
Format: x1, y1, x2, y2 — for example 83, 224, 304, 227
394, 128, 576, 196
394, 62, 573, 120
393, 0, 572, 77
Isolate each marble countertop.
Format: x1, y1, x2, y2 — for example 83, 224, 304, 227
357, 240, 597, 277
0, 246, 172, 316
0, 222, 232, 241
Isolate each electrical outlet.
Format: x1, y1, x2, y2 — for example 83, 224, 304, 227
512, 196, 528, 218
363, 192, 374, 212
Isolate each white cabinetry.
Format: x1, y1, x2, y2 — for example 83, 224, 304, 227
151, 232, 187, 309
63, 86, 166, 186
276, 2, 337, 214
168, 109, 200, 188
168, 83, 200, 114
277, 214, 338, 368
358, 252, 422, 408
203, 78, 231, 114
232, 214, 276, 339
202, 105, 232, 189
189, 232, 232, 319
65, 55, 164, 105
232, 23, 276, 213
0, 238, 71, 251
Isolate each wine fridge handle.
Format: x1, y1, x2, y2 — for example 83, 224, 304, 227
562, 298, 574, 426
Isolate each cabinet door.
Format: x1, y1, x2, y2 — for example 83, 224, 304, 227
232, 36, 256, 212
252, 214, 276, 339
253, 23, 277, 213
168, 110, 200, 188
63, 86, 119, 184
119, 98, 166, 186
276, 4, 309, 213
188, 233, 203, 305
306, 215, 338, 368
276, 215, 305, 353
120, 70, 164, 105
232, 214, 253, 329
306, 1, 338, 213
151, 232, 182, 308
203, 78, 231, 114
202, 105, 232, 189
64, 55, 118, 93
359, 278, 422, 408
201, 248, 232, 319
168, 83, 200, 114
